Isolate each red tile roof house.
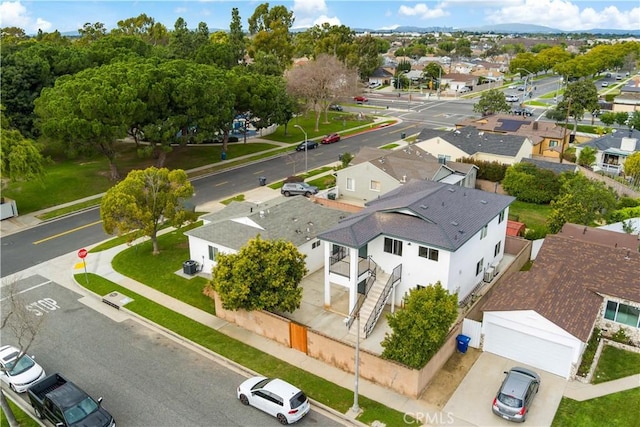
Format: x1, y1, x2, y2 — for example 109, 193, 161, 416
478, 223, 640, 378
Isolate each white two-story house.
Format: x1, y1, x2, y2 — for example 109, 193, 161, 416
317, 180, 515, 338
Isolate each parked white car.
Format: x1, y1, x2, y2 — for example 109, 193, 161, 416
0, 345, 46, 393
237, 377, 310, 424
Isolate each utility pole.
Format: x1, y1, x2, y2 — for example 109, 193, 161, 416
560, 97, 572, 164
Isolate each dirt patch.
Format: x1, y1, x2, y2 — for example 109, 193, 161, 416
420, 347, 482, 409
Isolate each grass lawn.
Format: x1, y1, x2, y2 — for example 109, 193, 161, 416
110, 225, 213, 314
0, 397, 40, 427
508, 200, 552, 231
592, 345, 640, 384
551, 387, 640, 427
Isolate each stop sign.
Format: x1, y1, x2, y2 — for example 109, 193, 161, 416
78, 248, 88, 259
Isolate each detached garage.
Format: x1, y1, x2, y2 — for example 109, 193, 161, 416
482, 311, 584, 378
477, 226, 640, 381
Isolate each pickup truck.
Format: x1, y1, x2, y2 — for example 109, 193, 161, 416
27, 373, 115, 427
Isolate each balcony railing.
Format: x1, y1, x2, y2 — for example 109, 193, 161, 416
363, 263, 402, 338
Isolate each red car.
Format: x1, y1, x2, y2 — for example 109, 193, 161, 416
353, 96, 368, 104
321, 133, 341, 144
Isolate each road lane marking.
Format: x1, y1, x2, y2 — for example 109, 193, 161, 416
0, 281, 51, 302
215, 181, 228, 186
33, 220, 102, 244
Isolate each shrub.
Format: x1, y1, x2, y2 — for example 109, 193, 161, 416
524, 226, 548, 240
577, 327, 601, 377
610, 328, 631, 345
284, 175, 304, 183
501, 163, 561, 203
458, 157, 508, 182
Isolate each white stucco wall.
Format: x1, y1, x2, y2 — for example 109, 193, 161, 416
337, 162, 400, 204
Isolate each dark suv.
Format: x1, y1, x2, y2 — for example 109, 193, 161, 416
492, 367, 540, 423
511, 107, 533, 116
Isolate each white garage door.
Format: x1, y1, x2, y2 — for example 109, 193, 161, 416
484, 321, 574, 378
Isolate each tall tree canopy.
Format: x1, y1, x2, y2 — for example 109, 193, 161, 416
247, 3, 294, 67
100, 167, 194, 254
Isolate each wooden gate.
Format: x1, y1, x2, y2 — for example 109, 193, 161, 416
290, 322, 308, 354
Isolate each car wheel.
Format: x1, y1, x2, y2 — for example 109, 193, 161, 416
9, 383, 17, 393
283, 191, 290, 197
276, 413, 289, 425
304, 192, 311, 197
239, 394, 249, 405
34, 407, 44, 419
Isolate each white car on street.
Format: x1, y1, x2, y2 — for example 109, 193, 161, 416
0, 345, 46, 393
237, 376, 310, 424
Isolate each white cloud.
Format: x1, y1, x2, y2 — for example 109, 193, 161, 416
485, 0, 640, 30
0, 1, 51, 32
293, 0, 339, 28
398, 3, 449, 20
379, 24, 400, 31
174, 7, 187, 14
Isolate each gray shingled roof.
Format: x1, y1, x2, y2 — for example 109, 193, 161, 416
521, 158, 578, 174
351, 146, 475, 182
480, 230, 640, 342
318, 180, 515, 250
186, 196, 349, 250
416, 126, 530, 157
580, 128, 640, 151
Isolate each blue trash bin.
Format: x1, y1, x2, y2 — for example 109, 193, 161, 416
456, 334, 471, 353
221, 151, 227, 160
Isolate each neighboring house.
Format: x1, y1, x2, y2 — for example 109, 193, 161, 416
414, 126, 533, 165
471, 68, 504, 83
598, 217, 640, 235
612, 76, 640, 113
318, 180, 514, 337
574, 128, 640, 175
456, 115, 569, 160
335, 146, 478, 205
479, 223, 640, 378
440, 72, 478, 92
368, 67, 394, 86
185, 196, 348, 274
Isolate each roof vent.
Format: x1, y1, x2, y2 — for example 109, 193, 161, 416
259, 211, 265, 217
451, 221, 459, 226
478, 131, 484, 136
448, 188, 455, 192
480, 200, 487, 204
420, 204, 428, 209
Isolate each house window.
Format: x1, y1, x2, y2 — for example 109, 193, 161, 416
498, 209, 505, 224
438, 154, 451, 162
418, 246, 439, 261
370, 180, 381, 191
494, 241, 501, 257
476, 258, 484, 276
312, 240, 321, 249
549, 140, 559, 148
480, 225, 488, 240
208, 245, 218, 261
605, 301, 640, 327
384, 237, 403, 256
346, 177, 355, 191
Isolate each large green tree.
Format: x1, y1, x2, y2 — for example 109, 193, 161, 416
212, 235, 306, 313
381, 283, 458, 369
248, 3, 294, 67
473, 89, 511, 116
0, 108, 47, 183
100, 167, 194, 254
623, 152, 640, 179
547, 173, 618, 233
35, 61, 146, 180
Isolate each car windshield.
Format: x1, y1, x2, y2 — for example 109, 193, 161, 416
498, 393, 522, 408
252, 378, 272, 390
63, 396, 99, 424
290, 392, 308, 409
6, 354, 35, 376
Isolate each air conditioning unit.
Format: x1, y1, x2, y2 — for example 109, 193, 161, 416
484, 267, 495, 283
491, 262, 500, 276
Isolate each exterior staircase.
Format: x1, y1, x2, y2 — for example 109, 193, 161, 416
357, 270, 390, 337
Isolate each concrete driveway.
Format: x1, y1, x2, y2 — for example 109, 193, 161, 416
443, 352, 567, 427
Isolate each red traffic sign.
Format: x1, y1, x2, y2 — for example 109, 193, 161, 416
78, 248, 88, 259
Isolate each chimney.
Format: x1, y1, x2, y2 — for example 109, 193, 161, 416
533, 121, 538, 130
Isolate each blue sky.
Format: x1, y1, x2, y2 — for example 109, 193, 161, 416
1, 1, 638, 34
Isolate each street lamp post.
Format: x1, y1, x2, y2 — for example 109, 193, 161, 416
294, 125, 308, 174
517, 67, 535, 100
404, 70, 412, 110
